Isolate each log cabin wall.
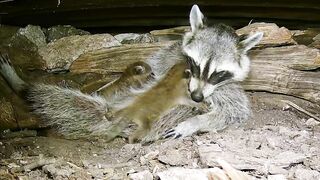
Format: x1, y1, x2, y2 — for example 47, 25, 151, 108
0, 0, 320, 32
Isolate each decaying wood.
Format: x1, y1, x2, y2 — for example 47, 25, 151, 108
151, 23, 297, 47
236, 23, 297, 47
291, 28, 320, 47
71, 43, 320, 106
70, 41, 174, 74
245, 45, 320, 104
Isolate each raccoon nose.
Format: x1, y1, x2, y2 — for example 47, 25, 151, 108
191, 91, 204, 102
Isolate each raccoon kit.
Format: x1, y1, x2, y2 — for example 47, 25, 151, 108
97, 61, 154, 100
106, 62, 203, 143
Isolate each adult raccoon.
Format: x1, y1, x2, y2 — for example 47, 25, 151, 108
145, 5, 263, 140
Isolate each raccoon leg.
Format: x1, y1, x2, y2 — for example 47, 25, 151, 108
90, 116, 129, 142
163, 113, 221, 139
163, 109, 245, 139
0, 53, 28, 95
129, 120, 151, 143
163, 84, 250, 139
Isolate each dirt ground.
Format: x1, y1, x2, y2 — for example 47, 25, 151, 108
0, 92, 319, 180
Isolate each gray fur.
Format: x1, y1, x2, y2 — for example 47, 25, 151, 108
0, 54, 110, 138
0, 54, 154, 139
145, 42, 184, 77
143, 41, 251, 142
28, 84, 109, 138
143, 5, 261, 141
145, 83, 250, 142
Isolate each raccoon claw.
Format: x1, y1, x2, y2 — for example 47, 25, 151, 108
175, 134, 182, 139
163, 129, 182, 139
0, 53, 10, 65
164, 129, 174, 134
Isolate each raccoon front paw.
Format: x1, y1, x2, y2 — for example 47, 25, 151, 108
0, 53, 11, 65
162, 121, 197, 139
163, 128, 182, 139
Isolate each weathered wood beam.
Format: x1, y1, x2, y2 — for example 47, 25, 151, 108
71, 44, 320, 105
245, 45, 320, 104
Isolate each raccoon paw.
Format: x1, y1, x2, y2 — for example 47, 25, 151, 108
163, 129, 182, 139
163, 120, 198, 139
0, 53, 11, 66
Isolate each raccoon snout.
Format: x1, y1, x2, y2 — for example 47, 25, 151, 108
191, 90, 204, 102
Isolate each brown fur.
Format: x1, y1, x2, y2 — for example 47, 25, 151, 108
97, 61, 154, 100
114, 62, 192, 143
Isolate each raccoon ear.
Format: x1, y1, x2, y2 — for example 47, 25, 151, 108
238, 32, 263, 53
189, 5, 204, 32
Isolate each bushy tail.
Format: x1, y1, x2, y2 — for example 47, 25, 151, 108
27, 84, 108, 138
0, 53, 109, 138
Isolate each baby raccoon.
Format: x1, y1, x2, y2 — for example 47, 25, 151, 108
97, 61, 154, 99
105, 62, 204, 143
97, 61, 155, 110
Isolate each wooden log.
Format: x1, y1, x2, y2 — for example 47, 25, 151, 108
70, 41, 173, 74
151, 23, 297, 47
236, 23, 296, 47
291, 28, 320, 46
245, 45, 320, 104
70, 44, 320, 105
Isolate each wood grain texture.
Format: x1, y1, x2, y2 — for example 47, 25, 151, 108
70, 41, 174, 74
71, 43, 320, 105
245, 45, 320, 104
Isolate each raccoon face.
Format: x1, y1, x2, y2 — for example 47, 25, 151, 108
125, 61, 155, 83
183, 5, 263, 102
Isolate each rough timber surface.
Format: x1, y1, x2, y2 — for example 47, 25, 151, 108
245, 45, 320, 104
71, 43, 320, 105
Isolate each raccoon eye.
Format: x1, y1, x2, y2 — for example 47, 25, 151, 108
133, 65, 145, 75
184, 69, 192, 78
208, 71, 233, 85
217, 71, 227, 77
